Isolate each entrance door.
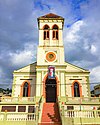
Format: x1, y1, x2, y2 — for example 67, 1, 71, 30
45, 78, 57, 102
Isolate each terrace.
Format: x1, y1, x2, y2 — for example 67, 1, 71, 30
0, 96, 100, 125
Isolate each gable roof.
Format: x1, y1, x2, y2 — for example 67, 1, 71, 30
14, 62, 37, 73
38, 13, 64, 20
65, 61, 90, 73
13, 61, 89, 74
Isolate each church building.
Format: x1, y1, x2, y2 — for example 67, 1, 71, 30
12, 13, 90, 102
0, 13, 100, 125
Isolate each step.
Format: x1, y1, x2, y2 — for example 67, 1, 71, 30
38, 122, 62, 125
41, 103, 62, 124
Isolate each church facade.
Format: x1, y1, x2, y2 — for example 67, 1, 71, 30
0, 13, 100, 125
12, 13, 90, 102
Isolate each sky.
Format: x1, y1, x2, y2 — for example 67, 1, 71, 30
0, 0, 100, 89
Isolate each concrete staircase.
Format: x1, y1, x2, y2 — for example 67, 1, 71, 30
39, 103, 62, 125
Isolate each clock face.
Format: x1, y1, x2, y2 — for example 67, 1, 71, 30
46, 52, 56, 62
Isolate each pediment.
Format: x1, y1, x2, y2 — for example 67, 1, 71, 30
14, 62, 37, 73
65, 62, 89, 73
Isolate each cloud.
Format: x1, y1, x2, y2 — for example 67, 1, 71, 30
64, 1, 100, 67
9, 43, 37, 67
64, 20, 84, 43
90, 45, 97, 55
90, 66, 100, 83
0, 67, 3, 78
0, 0, 100, 88
62, 0, 100, 87
0, 66, 12, 88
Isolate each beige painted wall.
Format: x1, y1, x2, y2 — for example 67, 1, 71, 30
12, 74, 36, 97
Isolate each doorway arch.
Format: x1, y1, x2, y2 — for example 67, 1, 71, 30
45, 78, 57, 102
42, 74, 59, 102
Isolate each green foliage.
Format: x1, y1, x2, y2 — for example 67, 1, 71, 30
0, 88, 12, 93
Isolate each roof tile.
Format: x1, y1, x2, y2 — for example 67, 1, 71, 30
38, 13, 64, 19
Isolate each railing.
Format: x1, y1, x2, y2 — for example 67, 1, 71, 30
52, 40, 59, 46
65, 97, 100, 104
44, 40, 50, 46
58, 97, 100, 124
38, 96, 44, 123
57, 97, 62, 122
43, 40, 59, 46
64, 110, 100, 118
60, 108, 100, 125
1, 96, 100, 103
0, 96, 42, 124
0, 112, 36, 121
38, 96, 43, 110
0, 97, 36, 103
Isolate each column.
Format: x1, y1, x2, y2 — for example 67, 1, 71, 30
60, 72, 65, 96
36, 71, 42, 97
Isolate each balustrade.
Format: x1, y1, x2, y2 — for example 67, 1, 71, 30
0, 113, 4, 121
0, 112, 36, 121
0, 97, 35, 103
66, 97, 100, 103
63, 110, 100, 118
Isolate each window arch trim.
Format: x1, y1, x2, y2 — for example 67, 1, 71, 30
20, 81, 31, 97
43, 24, 50, 40
43, 24, 50, 30
52, 24, 59, 40
52, 24, 59, 29
71, 80, 82, 97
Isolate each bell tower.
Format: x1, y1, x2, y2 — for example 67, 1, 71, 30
37, 13, 65, 65
36, 13, 66, 98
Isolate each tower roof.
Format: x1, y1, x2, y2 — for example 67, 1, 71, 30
38, 13, 64, 20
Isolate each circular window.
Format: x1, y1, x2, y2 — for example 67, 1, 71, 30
46, 52, 56, 62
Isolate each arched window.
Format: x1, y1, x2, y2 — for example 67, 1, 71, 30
20, 81, 31, 97
72, 81, 82, 97
23, 82, 29, 97
52, 25, 59, 40
43, 25, 50, 40
74, 82, 80, 97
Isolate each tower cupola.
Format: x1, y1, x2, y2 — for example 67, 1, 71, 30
37, 13, 64, 47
